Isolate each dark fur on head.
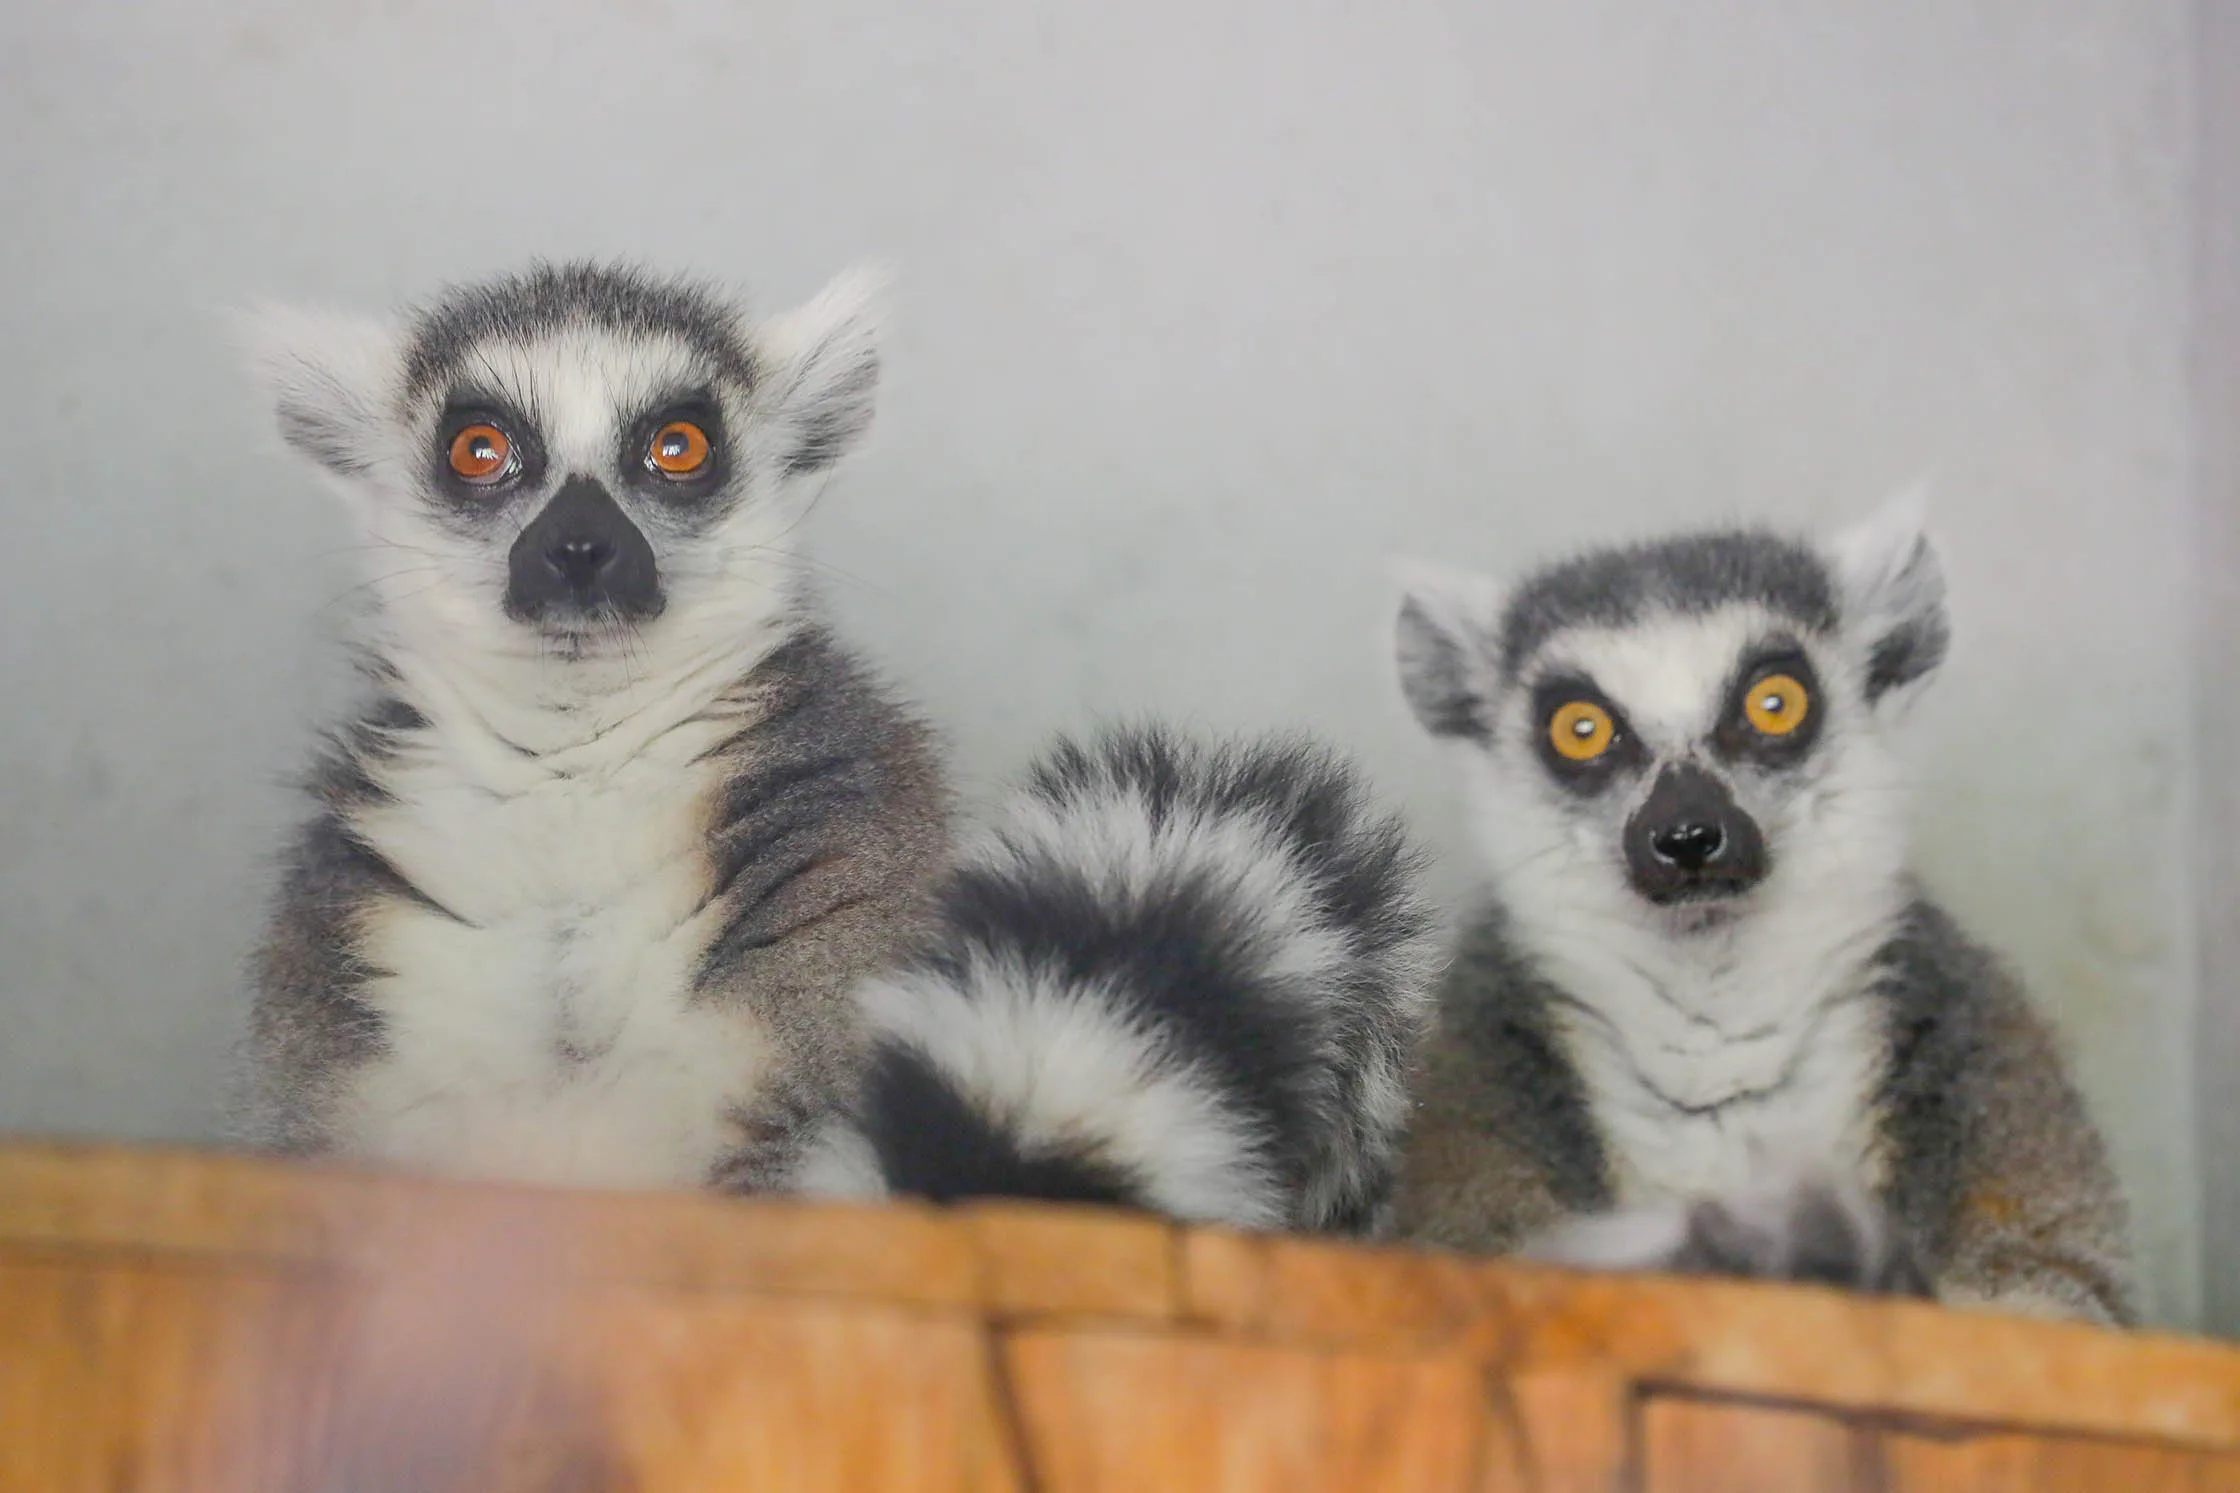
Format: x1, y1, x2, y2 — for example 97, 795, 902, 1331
1497, 530, 1840, 679
402, 261, 759, 398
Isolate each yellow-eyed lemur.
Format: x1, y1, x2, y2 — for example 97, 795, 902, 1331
1391, 499, 2135, 1322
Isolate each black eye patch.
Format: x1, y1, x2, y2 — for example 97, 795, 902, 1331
1712, 643, 1826, 767
430, 394, 547, 507
621, 392, 730, 501
1529, 673, 1647, 794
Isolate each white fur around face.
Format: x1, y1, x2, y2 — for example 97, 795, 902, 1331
336, 703, 766, 1189
245, 269, 885, 762
1456, 602, 1911, 1204
337, 324, 811, 762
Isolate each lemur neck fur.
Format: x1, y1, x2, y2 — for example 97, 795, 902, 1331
1499, 853, 1909, 1204
376, 599, 793, 773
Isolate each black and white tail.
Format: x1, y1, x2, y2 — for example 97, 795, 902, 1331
795, 725, 1442, 1234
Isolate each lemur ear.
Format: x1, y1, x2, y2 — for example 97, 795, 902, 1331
756, 264, 886, 476
1391, 558, 1505, 741
1828, 484, 1951, 708
233, 304, 403, 481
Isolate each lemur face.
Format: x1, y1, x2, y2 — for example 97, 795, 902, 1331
412, 320, 744, 633
245, 262, 882, 664
1395, 500, 1950, 931
1515, 606, 1824, 907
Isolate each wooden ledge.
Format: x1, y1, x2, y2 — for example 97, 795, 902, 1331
2, 1140, 2235, 1491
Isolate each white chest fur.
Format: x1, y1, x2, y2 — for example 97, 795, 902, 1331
1533, 895, 1896, 1205
335, 714, 768, 1189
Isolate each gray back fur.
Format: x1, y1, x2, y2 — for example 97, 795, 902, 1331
694, 626, 951, 1188
1870, 894, 2136, 1321
240, 684, 426, 1152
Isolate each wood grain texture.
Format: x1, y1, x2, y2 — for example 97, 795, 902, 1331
1640, 1396, 1864, 1493
1492, 1368, 1634, 1493
7, 1141, 2240, 1492
961, 1200, 1178, 1321
1181, 1223, 1496, 1347
1179, 1223, 2240, 1455
1004, 1326, 1487, 1493
0, 1140, 980, 1306
0, 1254, 1022, 1493
0, 1256, 340, 1493
542, 1293, 1024, 1493
1489, 1264, 2240, 1453
1882, 1431, 2239, 1492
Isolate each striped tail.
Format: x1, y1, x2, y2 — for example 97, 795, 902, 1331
796, 724, 1441, 1234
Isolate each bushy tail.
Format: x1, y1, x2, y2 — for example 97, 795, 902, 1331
795, 724, 1441, 1234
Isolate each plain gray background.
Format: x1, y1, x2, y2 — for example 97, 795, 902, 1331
0, 0, 2227, 1330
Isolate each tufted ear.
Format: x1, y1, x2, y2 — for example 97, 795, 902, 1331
756, 264, 887, 476
233, 303, 404, 480
1391, 558, 1506, 741
1827, 484, 1951, 712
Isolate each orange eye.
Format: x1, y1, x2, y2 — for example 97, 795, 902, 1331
447, 423, 513, 484
1744, 673, 1810, 736
648, 419, 711, 476
1548, 700, 1616, 762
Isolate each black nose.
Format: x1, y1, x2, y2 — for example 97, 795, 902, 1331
1649, 820, 1726, 871
504, 476, 663, 624
547, 534, 616, 588
1623, 763, 1768, 905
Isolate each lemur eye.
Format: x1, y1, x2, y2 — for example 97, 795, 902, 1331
1549, 700, 1616, 762
647, 420, 711, 477
447, 423, 514, 485
1745, 673, 1811, 736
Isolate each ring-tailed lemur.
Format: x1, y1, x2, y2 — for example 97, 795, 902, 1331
236, 262, 951, 1191
236, 260, 1438, 1234
793, 725, 1444, 1234
1389, 498, 2138, 1322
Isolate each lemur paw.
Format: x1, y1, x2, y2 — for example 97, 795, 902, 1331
1524, 1171, 1933, 1298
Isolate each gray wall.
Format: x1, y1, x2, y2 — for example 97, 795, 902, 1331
2194, 0, 2239, 1341
0, 0, 2213, 1325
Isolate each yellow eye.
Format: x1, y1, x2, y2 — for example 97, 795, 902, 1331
1548, 700, 1616, 762
1744, 673, 1811, 736
447, 423, 513, 484
648, 419, 711, 476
